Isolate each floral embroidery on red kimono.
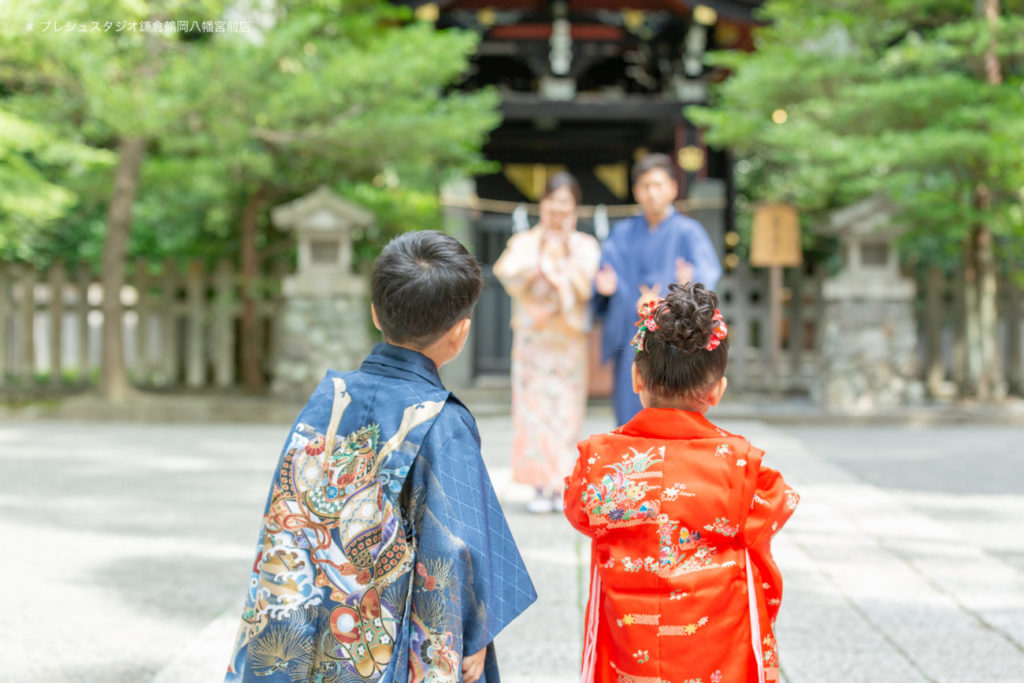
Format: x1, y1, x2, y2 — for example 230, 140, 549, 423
564, 408, 799, 683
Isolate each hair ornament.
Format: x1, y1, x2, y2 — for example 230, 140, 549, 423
705, 309, 728, 351
630, 298, 662, 353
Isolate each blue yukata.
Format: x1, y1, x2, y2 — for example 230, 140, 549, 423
594, 211, 722, 425
226, 343, 537, 682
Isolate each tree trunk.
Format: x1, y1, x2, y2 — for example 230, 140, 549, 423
966, 0, 1006, 400
924, 266, 946, 396
961, 234, 981, 397
973, 216, 1004, 400
100, 136, 146, 402
1008, 268, 1023, 396
239, 186, 267, 391
978, 0, 1003, 86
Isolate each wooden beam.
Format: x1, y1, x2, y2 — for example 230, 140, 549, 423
488, 23, 624, 41
500, 93, 697, 121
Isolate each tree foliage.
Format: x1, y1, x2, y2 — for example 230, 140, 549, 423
688, 0, 1024, 269
689, 0, 1024, 399
0, 0, 500, 267
0, 109, 113, 259
2, 0, 500, 397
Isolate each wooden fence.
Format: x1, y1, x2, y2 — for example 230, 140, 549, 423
699, 263, 1022, 396
587, 264, 826, 396
916, 266, 1023, 397
0, 259, 1020, 397
0, 260, 281, 391
715, 263, 826, 393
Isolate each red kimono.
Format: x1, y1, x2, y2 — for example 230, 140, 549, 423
564, 408, 799, 683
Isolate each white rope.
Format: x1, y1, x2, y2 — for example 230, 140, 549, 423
440, 194, 726, 218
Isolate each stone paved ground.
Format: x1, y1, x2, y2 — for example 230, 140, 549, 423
1, 405, 1022, 682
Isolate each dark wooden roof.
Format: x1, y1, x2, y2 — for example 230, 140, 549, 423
404, 0, 764, 24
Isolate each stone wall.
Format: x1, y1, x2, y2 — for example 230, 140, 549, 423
271, 292, 371, 400
815, 295, 924, 412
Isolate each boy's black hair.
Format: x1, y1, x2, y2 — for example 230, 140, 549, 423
634, 282, 728, 400
371, 230, 483, 348
631, 152, 677, 185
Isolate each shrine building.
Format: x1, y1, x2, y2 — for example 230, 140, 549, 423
397, 1, 764, 379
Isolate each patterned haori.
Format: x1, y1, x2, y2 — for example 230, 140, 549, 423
226, 343, 537, 682
564, 408, 798, 683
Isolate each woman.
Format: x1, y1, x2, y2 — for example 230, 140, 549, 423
494, 172, 601, 513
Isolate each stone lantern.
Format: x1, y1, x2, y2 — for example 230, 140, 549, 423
814, 196, 924, 412
270, 186, 373, 398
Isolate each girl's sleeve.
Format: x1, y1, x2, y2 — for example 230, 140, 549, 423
743, 459, 799, 622
563, 441, 597, 537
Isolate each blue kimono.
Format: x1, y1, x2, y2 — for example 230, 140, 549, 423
226, 343, 537, 682
594, 211, 722, 425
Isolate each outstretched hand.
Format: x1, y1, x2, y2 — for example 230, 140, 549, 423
595, 263, 618, 297
675, 257, 694, 284
636, 283, 661, 312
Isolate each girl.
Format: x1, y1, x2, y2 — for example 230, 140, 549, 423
564, 282, 798, 683
494, 172, 601, 513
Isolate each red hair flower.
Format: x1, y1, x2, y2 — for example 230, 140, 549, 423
705, 309, 728, 351
631, 298, 663, 353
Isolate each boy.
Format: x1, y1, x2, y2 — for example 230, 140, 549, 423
593, 153, 722, 425
226, 231, 537, 683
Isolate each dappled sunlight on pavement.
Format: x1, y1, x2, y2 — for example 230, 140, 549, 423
1, 411, 1022, 682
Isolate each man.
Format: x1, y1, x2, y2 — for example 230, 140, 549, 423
594, 153, 722, 425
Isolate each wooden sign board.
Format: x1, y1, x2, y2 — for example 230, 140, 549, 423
750, 203, 802, 267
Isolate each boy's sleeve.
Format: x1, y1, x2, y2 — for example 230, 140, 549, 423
743, 457, 799, 623
680, 219, 722, 290
405, 402, 537, 666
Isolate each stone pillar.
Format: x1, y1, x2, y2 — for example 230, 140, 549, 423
270, 186, 373, 399
813, 196, 924, 412
439, 177, 477, 391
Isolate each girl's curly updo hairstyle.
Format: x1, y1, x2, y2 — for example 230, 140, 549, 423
634, 282, 728, 401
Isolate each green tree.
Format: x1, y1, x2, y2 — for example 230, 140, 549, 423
689, 0, 1024, 400
167, 0, 498, 389
2, 1, 206, 400
2, 0, 498, 396
0, 109, 114, 260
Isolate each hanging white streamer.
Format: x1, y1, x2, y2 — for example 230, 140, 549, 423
512, 203, 530, 233
594, 204, 609, 241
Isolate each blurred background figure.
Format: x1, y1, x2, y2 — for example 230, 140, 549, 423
494, 172, 600, 513
593, 153, 722, 426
